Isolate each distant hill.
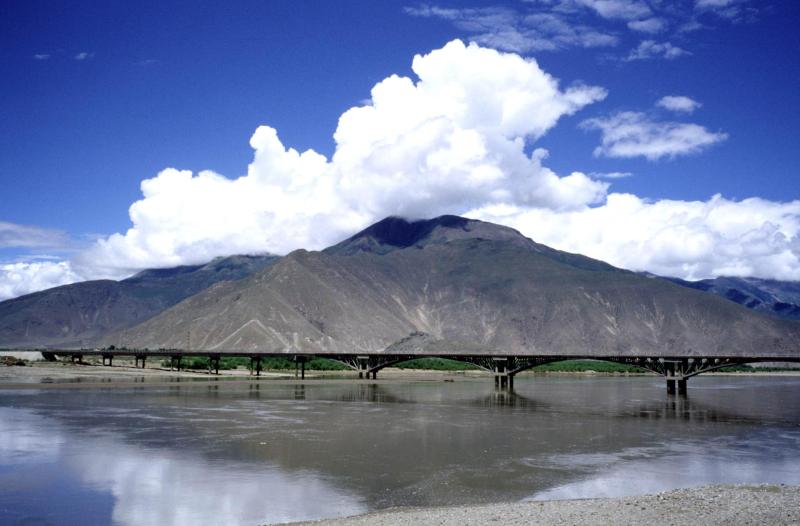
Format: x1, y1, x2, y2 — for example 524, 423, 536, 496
109, 216, 799, 358
0, 255, 277, 348
652, 275, 800, 321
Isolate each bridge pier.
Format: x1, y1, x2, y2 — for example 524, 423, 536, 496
494, 374, 513, 390
70, 354, 82, 364
666, 377, 687, 396
102, 354, 113, 367
357, 356, 369, 379
664, 360, 688, 396
135, 355, 147, 368
294, 356, 307, 379
208, 355, 220, 375
169, 355, 183, 372
492, 357, 513, 390
250, 356, 262, 376
356, 367, 377, 380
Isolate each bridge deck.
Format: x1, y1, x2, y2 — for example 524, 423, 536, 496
4, 347, 797, 395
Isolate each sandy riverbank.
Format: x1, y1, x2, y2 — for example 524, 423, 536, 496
0, 360, 486, 389
285, 485, 799, 526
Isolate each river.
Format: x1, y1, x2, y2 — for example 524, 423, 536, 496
1, 375, 799, 525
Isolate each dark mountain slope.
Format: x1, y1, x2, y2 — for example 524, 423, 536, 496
663, 276, 800, 321
0, 255, 277, 347
114, 217, 799, 358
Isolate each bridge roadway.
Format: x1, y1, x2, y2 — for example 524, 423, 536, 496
29, 348, 800, 395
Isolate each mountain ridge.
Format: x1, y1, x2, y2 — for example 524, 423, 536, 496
0, 254, 277, 347
2, 216, 798, 352
104, 216, 799, 358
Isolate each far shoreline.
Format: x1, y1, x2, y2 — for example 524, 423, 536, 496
1, 359, 799, 390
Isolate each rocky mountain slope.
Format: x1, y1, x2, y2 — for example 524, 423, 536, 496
109, 216, 799, 358
0, 255, 277, 347
664, 276, 800, 320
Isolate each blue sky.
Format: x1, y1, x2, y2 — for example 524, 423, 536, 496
1, 0, 799, 298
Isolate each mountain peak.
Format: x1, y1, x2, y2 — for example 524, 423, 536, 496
325, 215, 534, 255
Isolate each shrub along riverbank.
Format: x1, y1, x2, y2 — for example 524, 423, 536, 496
153, 356, 791, 374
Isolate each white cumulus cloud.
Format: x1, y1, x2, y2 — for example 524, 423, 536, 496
581, 111, 727, 160
0, 261, 83, 300
657, 95, 702, 113
470, 194, 800, 281
2, 38, 798, 302
73, 39, 608, 275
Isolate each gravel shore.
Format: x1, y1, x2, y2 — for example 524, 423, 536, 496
286, 485, 800, 526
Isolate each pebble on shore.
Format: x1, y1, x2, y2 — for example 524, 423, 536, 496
285, 484, 799, 526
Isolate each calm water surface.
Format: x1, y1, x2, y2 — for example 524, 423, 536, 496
1, 375, 799, 525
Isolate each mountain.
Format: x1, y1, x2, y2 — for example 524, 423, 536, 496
0, 255, 277, 348
109, 216, 799, 358
661, 276, 800, 321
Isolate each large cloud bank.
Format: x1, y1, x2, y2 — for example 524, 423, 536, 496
473, 195, 800, 281
2, 39, 799, 300
74, 40, 609, 274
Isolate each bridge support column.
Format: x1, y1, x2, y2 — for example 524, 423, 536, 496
664, 360, 687, 396
170, 355, 182, 372
493, 358, 512, 390
357, 356, 369, 379
294, 356, 307, 379
135, 355, 146, 369
251, 356, 262, 376
102, 355, 113, 366
207, 355, 220, 375
666, 377, 687, 396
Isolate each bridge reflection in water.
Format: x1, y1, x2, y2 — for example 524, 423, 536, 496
30, 348, 800, 395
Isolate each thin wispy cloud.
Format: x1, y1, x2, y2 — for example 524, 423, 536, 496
0, 222, 71, 250
74, 51, 94, 61
405, 6, 618, 53
32, 53, 50, 60
695, 0, 757, 21
553, 0, 652, 21
626, 40, 689, 60
407, 0, 754, 60
627, 17, 667, 34
581, 111, 727, 160
589, 171, 633, 179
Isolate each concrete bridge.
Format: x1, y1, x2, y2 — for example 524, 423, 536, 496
27, 348, 800, 395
